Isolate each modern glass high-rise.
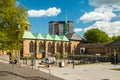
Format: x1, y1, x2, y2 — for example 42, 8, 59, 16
49, 21, 74, 35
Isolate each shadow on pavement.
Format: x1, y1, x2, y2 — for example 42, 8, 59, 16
0, 71, 46, 80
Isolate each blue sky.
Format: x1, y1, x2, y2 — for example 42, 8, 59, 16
17, 0, 120, 37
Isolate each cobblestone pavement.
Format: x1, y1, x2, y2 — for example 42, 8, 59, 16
49, 63, 120, 80
1, 59, 120, 80
19, 60, 120, 80
0, 62, 64, 80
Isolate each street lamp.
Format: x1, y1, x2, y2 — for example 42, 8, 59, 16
31, 52, 35, 69
72, 49, 74, 69
114, 49, 116, 65
72, 46, 76, 69
16, 24, 21, 65
31, 41, 37, 69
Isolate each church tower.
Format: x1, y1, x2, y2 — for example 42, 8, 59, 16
49, 11, 73, 35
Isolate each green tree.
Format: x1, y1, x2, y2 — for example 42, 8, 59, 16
111, 35, 120, 41
52, 52, 60, 64
53, 52, 60, 59
84, 28, 111, 43
0, 0, 28, 52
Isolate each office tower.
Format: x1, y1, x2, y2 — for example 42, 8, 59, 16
49, 21, 74, 35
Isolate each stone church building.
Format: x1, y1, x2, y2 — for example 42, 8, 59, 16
1, 20, 120, 59
21, 21, 82, 58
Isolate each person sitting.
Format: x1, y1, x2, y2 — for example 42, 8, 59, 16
14, 59, 17, 64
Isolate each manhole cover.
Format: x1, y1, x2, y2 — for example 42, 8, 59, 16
63, 73, 68, 75
31, 79, 39, 80
27, 78, 40, 80
84, 70, 88, 71
101, 79, 110, 80
26, 78, 39, 80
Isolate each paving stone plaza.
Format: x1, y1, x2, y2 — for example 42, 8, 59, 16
0, 61, 64, 80
0, 59, 120, 80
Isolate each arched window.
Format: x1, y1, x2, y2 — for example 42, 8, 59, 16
48, 42, 52, 53
57, 42, 59, 52
65, 43, 68, 53
29, 41, 34, 53
39, 42, 43, 52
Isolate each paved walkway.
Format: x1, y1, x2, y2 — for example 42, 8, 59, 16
47, 63, 120, 80
0, 61, 64, 80
1, 58, 120, 80
20, 61, 120, 80
19, 60, 120, 80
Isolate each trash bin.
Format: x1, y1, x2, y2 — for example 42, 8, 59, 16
46, 64, 51, 68
59, 62, 64, 67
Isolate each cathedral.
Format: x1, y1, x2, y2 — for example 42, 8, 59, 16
0, 20, 120, 59
17, 19, 120, 60
21, 20, 82, 58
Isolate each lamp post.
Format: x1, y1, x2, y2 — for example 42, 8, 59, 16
31, 41, 37, 69
31, 52, 36, 69
114, 49, 116, 65
16, 24, 21, 65
72, 50, 74, 69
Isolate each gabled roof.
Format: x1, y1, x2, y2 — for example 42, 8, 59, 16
42, 34, 53, 40
106, 39, 120, 46
66, 32, 82, 41
51, 35, 62, 41
22, 32, 69, 41
33, 33, 45, 40
22, 31, 35, 39
60, 35, 69, 41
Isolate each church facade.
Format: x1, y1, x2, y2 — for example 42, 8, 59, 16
21, 22, 82, 58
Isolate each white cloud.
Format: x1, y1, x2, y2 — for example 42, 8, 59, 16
28, 7, 61, 17
74, 28, 83, 33
89, 0, 120, 7
89, 0, 120, 12
84, 21, 120, 37
79, 0, 120, 37
80, 6, 116, 23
